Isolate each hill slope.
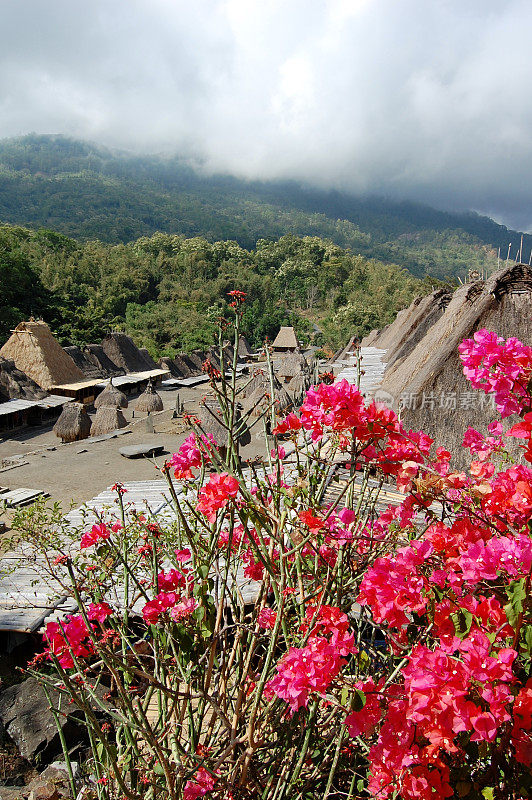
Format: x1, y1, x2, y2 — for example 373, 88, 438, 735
0, 134, 528, 280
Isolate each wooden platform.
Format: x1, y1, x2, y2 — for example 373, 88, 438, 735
1, 488, 50, 508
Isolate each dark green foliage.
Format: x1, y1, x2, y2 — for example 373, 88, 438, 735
0, 134, 518, 281
0, 223, 427, 356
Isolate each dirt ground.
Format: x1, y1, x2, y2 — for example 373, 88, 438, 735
0, 382, 268, 532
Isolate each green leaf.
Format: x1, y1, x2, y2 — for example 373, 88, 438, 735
504, 578, 526, 627
351, 689, 366, 713
481, 788, 495, 800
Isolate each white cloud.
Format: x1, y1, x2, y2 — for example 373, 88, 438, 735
1, 0, 532, 227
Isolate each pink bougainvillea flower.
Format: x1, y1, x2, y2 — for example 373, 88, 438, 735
80, 523, 110, 550
87, 602, 113, 623
197, 472, 240, 522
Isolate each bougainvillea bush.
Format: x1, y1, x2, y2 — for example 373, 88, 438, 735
15, 312, 532, 800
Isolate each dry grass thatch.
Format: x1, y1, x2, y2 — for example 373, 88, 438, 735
158, 357, 186, 378
64, 345, 106, 380
0, 321, 86, 390
94, 379, 128, 409
380, 263, 532, 465
91, 405, 128, 436
53, 402, 92, 442
83, 344, 125, 377
271, 326, 299, 351
238, 335, 253, 359
275, 353, 307, 380
136, 381, 164, 413
244, 384, 293, 418
239, 369, 283, 399
199, 398, 251, 447
178, 353, 202, 376
101, 333, 158, 373
0, 357, 48, 401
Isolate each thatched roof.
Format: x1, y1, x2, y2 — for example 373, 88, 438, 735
101, 333, 158, 373
380, 264, 532, 465
158, 357, 186, 378
244, 384, 293, 418
64, 346, 106, 380
271, 326, 300, 351
53, 402, 92, 442
0, 357, 48, 401
135, 380, 164, 413
83, 344, 125, 377
275, 353, 307, 380
198, 398, 251, 447
240, 369, 284, 399
238, 335, 253, 359
178, 353, 202, 376
189, 350, 207, 371
334, 336, 359, 363
287, 373, 309, 396
0, 321, 86, 391
368, 288, 452, 369
91, 405, 128, 436
94, 379, 128, 409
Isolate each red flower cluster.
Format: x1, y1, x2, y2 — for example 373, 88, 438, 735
141, 569, 193, 625
45, 615, 93, 668
196, 472, 240, 523
80, 522, 110, 550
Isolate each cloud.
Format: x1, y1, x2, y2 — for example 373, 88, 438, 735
1, 0, 532, 227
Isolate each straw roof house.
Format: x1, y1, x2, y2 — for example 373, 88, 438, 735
158, 357, 186, 379
271, 326, 300, 353
0, 357, 47, 401
94, 379, 128, 409
102, 333, 158, 373
237, 335, 253, 361
276, 353, 308, 382
245, 384, 293, 418
135, 380, 164, 414
198, 398, 251, 451
0, 321, 87, 391
379, 264, 532, 464
64, 346, 106, 380
53, 402, 92, 442
91, 406, 128, 436
179, 353, 202, 376
240, 369, 284, 399
83, 344, 125, 377
363, 287, 453, 370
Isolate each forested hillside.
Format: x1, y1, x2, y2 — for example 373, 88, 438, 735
0, 223, 432, 355
0, 134, 525, 280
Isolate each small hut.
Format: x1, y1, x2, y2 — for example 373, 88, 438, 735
101, 333, 158, 373
94, 379, 128, 409
91, 406, 128, 436
379, 263, 532, 465
1, 321, 86, 391
275, 353, 307, 384
135, 380, 163, 414
53, 403, 92, 443
198, 398, 251, 459
271, 326, 300, 354
237, 336, 253, 362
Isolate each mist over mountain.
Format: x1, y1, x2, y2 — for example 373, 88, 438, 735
0, 134, 529, 281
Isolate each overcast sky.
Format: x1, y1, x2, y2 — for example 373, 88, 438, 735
2, 0, 532, 229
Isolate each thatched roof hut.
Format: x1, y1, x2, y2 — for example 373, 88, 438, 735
363, 288, 452, 369
189, 350, 207, 371
380, 264, 532, 465
238, 336, 253, 361
178, 353, 202, 376
94, 379, 128, 409
64, 346, 106, 380
158, 357, 185, 378
91, 406, 128, 436
53, 402, 92, 442
240, 369, 284, 399
271, 326, 300, 353
287, 372, 309, 396
198, 398, 251, 448
276, 353, 307, 382
0, 321, 86, 391
83, 344, 125, 377
0, 357, 47, 401
135, 380, 163, 414
244, 384, 293, 418
101, 333, 158, 373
